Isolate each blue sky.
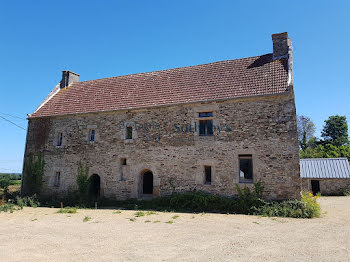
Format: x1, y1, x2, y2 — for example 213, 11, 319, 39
0, 0, 349, 173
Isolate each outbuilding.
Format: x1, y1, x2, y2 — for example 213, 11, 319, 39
300, 158, 350, 195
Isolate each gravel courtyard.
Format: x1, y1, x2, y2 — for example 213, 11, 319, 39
0, 196, 349, 262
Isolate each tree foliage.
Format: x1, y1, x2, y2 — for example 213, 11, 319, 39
297, 115, 316, 150
321, 115, 349, 146
23, 153, 45, 195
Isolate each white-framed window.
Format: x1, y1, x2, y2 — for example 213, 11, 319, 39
54, 171, 61, 187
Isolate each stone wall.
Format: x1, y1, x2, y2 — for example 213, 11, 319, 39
301, 178, 350, 195
23, 92, 300, 200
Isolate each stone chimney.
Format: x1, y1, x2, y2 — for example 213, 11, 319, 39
60, 71, 80, 89
272, 32, 293, 86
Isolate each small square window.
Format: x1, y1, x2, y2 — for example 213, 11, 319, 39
204, 166, 212, 185
120, 158, 127, 166
126, 126, 133, 140
54, 171, 61, 187
89, 129, 96, 142
57, 132, 63, 146
239, 155, 253, 183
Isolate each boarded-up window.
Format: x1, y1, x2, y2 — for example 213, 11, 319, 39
204, 166, 212, 184
239, 155, 253, 183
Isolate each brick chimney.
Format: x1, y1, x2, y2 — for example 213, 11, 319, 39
60, 71, 80, 89
272, 32, 293, 86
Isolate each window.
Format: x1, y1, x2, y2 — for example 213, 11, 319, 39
120, 158, 127, 166
239, 155, 253, 183
126, 126, 133, 139
89, 129, 96, 142
204, 166, 212, 185
54, 171, 61, 187
56, 132, 63, 146
198, 112, 213, 136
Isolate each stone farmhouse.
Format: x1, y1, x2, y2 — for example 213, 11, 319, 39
22, 32, 300, 200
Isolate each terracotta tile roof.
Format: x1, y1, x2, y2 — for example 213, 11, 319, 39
31, 54, 289, 118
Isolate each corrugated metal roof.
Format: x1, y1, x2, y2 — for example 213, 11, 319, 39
300, 158, 350, 179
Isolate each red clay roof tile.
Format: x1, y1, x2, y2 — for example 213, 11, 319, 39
31, 54, 289, 118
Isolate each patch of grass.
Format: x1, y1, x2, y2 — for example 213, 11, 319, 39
83, 216, 91, 222
31, 218, 37, 221
172, 215, 179, 219
57, 207, 77, 214
153, 220, 160, 223
165, 220, 174, 224
113, 210, 122, 214
129, 218, 136, 222
252, 221, 259, 225
145, 211, 157, 215
145, 220, 151, 223
134, 211, 145, 217
0, 203, 17, 213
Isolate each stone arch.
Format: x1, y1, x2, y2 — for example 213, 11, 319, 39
141, 169, 153, 195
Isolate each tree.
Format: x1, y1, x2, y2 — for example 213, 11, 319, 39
297, 115, 316, 150
321, 115, 349, 146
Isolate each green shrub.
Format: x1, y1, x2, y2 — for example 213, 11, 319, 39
57, 207, 77, 214
23, 154, 45, 195
76, 163, 90, 200
83, 216, 91, 222
253, 192, 320, 218
0, 203, 17, 213
15, 195, 40, 209
342, 189, 350, 196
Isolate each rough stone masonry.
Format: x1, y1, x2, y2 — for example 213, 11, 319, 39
22, 32, 301, 200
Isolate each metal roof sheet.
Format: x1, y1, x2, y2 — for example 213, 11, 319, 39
300, 158, 350, 179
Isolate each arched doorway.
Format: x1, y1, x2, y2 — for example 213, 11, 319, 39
89, 174, 100, 199
142, 171, 153, 195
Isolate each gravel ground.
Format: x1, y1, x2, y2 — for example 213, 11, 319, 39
0, 196, 349, 262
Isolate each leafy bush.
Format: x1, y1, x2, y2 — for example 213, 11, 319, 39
254, 191, 320, 218
0, 203, 17, 213
57, 207, 77, 214
343, 189, 350, 196
23, 153, 45, 195
16, 195, 40, 209
76, 163, 90, 200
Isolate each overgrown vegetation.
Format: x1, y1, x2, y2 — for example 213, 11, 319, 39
57, 207, 77, 214
76, 162, 90, 201
0, 195, 39, 213
23, 153, 45, 195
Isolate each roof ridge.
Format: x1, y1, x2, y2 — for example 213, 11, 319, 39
78, 53, 273, 84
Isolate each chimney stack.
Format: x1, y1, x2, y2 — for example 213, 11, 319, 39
272, 32, 293, 86
60, 71, 80, 89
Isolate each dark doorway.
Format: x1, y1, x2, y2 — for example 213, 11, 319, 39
311, 180, 320, 195
89, 174, 101, 199
142, 171, 153, 194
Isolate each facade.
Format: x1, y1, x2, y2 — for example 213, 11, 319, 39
22, 32, 300, 200
300, 158, 350, 195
